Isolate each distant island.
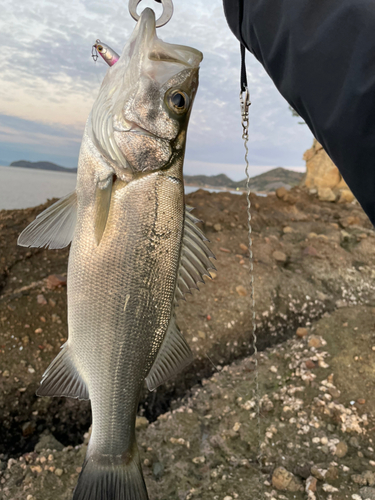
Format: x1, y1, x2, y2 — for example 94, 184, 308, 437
8, 160, 77, 174
184, 167, 304, 193
6, 162, 303, 193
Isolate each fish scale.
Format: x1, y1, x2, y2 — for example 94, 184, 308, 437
70, 169, 184, 452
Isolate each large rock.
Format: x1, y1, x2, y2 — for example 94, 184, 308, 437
301, 139, 354, 202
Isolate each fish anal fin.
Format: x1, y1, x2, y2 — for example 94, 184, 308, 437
36, 344, 89, 400
146, 317, 193, 391
17, 191, 77, 250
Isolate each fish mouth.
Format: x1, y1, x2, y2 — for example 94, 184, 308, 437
113, 117, 161, 140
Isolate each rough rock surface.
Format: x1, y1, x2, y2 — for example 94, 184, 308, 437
302, 139, 354, 202
0, 187, 374, 499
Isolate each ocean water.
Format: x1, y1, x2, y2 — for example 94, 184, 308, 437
0, 165, 244, 210
0, 166, 78, 210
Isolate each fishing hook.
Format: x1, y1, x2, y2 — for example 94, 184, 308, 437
92, 40, 100, 62
129, 0, 173, 28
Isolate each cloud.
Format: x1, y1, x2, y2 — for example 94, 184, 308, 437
0, 0, 313, 171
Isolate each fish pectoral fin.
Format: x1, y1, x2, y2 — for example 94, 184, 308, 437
175, 206, 216, 300
36, 343, 89, 400
94, 175, 113, 245
18, 191, 77, 250
146, 316, 193, 392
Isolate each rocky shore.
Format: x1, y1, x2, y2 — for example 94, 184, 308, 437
1, 186, 374, 499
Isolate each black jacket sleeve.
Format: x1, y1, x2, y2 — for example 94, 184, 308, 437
223, 0, 375, 225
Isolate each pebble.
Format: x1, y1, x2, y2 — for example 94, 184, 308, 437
213, 223, 222, 232
326, 466, 339, 482
46, 274, 67, 289
296, 327, 308, 338
272, 250, 287, 263
272, 467, 302, 492
34, 328, 43, 334
303, 246, 318, 256
283, 226, 294, 233
311, 465, 327, 480
306, 476, 317, 492
232, 422, 241, 432
235, 285, 247, 297
305, 360, 316, 369
54, 468, 63, 477
135, 416, 149, 430
350, 437, 360, 448
335, 441, 348, 458
192, 456, 205, 464
37, 294, 47, 305
360, 487, 375, 499
2, 370, 9, 378
219, 247, 231, 253
308, 335, 323, 348
322, 484, 339, 492
239, 243, 248, 252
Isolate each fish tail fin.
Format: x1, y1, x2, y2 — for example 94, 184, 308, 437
73, 445, 148, 500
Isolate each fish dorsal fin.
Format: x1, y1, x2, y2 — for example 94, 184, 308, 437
36, 343, 89, 400
175, 206, 216, 300
146, 316, 193, 391
18, 191, 77, 250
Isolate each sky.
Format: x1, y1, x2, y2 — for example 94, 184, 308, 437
0, 0, 314, 181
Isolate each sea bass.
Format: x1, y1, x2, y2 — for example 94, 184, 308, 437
18, 8, 215, 500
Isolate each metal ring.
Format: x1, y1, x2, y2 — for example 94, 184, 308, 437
128, 0, 173, 28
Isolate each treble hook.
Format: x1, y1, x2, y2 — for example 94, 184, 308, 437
92, 42, 99, 62
128, 0, 174, 28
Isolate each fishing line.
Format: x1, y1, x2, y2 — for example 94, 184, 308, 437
239, 53, 263, 475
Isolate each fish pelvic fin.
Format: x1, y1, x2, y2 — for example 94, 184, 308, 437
36, 343, 89, 400
73, 445, 148, 500
18, 191, 77, 249
146, 315, 193, 391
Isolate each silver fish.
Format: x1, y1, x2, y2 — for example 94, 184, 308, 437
18, 8, 215, 500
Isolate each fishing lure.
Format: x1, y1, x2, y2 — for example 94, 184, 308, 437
92, 40, 120, 66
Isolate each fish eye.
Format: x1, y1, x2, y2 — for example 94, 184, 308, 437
165, 89, 189, 115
